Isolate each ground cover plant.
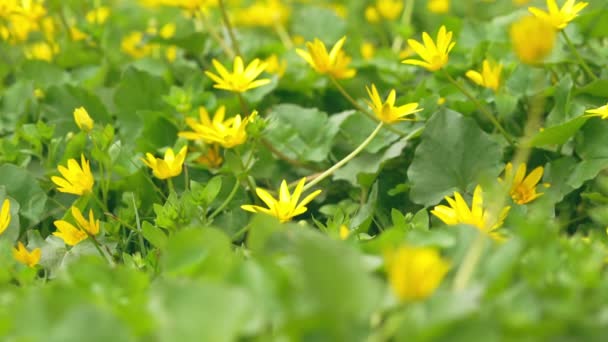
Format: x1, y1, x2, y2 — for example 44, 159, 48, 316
1, 0, 608, 340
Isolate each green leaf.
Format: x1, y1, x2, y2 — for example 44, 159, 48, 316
529, 116, 588, 147
141, 221, 167, 249
576, 119, 608, 159
407, 109, 503, 206
291, 6, 346, 44
0, 164, 47, 225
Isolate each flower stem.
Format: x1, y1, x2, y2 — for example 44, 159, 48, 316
392, 0, 414, 52
167, 178, 175, 195
197, 10, 234, 58
236, 92, 249, 115
88, 234, 115, 267
208, 177, 241, 220
444, 71, 515, 146
131, 193, 146, 257
561, 30, 597, 81
273, 23, 293, 49
452, 231, 486, 292
303, 122, 384, 192
218, 0, 242, 57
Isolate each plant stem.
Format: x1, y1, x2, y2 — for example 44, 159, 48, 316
236, 92, 249, 115
561, 30, 597, 81
444, 71, 515, 146
197, 10, 234, 58
303, 122, 384, 192
167, 178, 175, 195
88, 234, 115, 267
131, 193, 146, 257
274, 23, 293, 49
208, 178, 241, 220
218, 0, 242, 57
452, 231, 486, 292
392, 0, 414, 53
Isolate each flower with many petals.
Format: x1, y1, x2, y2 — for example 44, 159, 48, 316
499, 163, 547, 204
53, 206, 100, 246
528, 0, 588, 30
365, 84, 422, 123
296, 37, 356, 79
142, 146, 187, 180
584, 103, 608, 119
510, 15, 556, 65
402, 25, 455, 71
51, 154, 94, 196
465, 59, 503, 92
241, 178, 322, 222
205, 56, 270, 93
0, 199, 10, 235
13, 242, 41, 268
179, 107, 256, 148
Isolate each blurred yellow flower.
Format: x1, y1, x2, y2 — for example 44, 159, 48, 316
510, 15, 556, 64
0, 199, 10, 235
13, 242, 41, 268
465, 59, 502, 92
528, 0, 588, 30
85, 6, 110, 25
121, 31, 154, 59
375, 0, 403, 20
179, 106, 256, 148
584, 103, 608, 119
196, 144, 223, 168
365, 84, 422, 124
235, 0, 290, 27
499, 163, 546, 204
364, 6, 380, 23
69, 26, 88, 41
159, 23, 176, 39
431, 185, 510, 239
51, 154, 94, 196
142, 146, 188, 180
73, 107, 94, 132
360, 41, 376, 60
241, 178, 322, 222
402, 25, 455, 71
264, 54, 287, 77
339, 224, 350, 240
514, 0, 531, 5
296, 36, 356, 79
385, 245, 450, 301
24, 41, 58, 61
205, 56, 270, 93
428, 0, 450, 13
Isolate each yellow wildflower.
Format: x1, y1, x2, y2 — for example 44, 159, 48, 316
13, 242, 41, 268
428, 0, 450, 13
205, 56, 270, 93
510, 15, 556, 65
0, 199, 10, 235
364, 6, 380, 23
296, 37, 356, 79
235, 0, 290, 27
465, 59, 503, 92
51, 154, 94, 196
142, 146, 188, 180
360, 41, 376, 60
86, 6, 110, 25
584, 103, 608, 119
241, 178, 322, 223
528, 0, 588, 30
431, 185, 511, 239
385, 245, 450, 301
69, 26, 88, 41
402, 25, 456, 71
339, 224, 350, 240
375, 0, 403, 21
499, 163, 546, 204
53, 221, 88, 246
73, 107, 94, 132
264, 54, 287, 77
121, 31, 154, 59
24, 41, 58, 62
196, 144, 223, 168
179, 107, 256, 148
365, 84, 422, 124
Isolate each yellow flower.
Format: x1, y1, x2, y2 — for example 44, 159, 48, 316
296, 37, 356, 80
121, 31, 154, 59
179, 106, 256, 148
465, 59, 503, 92
360, 41, 376, 60
375, 0, 403, 21
528, 0, 588, 30
13, 241, 41, 268
385, 245, 450, 301
205, 56, 270, 93
499, 163, 546, 204
339, 224, 350, 240
85, 6, 110, 25
142, 146, 188, 180
428, 0, 450, 13
365, 84, 422, 124
159, 23, 176, 39
514, 0, 532, 5
234, 0, 290, 27
51, 154, 94, 196
196, 144, 223, 168
431, 185, 511, 239
73, 106, 94, 132
510, 15, 556, 65
584, 103, 608, 119
264, 54, 287, 77
402, 25, 456, 71
24, 41, 58, 62
69, 26, 88, 41
241, 178, 322, 223
364, 6, 380, 23
0, 199, 10, 235
53, 206, 100, 246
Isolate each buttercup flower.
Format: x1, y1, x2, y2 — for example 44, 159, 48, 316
360, 41, 375, 60
0, 199, 10, 235
85, 6, 110, 25
365, 84, 422, 124
428, 0, 450, 14
375, 0, 403, 21
296, 37, 356, 79
465, 60, 503, 92
431, 185, 511, 239
205, 56, 270, 93
142, 146, 188, 180
234, 0, 290, 27
73, 106, 94, 132
510, 15, 556, 64
196, 144, 223, 168
53, 206, 100, 246
339, 224, 350, 240
179, 107, 257, 148
241, 178, 322, 222
51, 154, 94, 196
384, 245, 450, 301
402, 25, 455, 71
499, 163, 546, 204
13, 242, 41, 268
364, 6, 380, 23
528, 0, 588, 30
584, 103, 608, 119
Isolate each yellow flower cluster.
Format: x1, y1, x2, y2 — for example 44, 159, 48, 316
121, 23, 178, 62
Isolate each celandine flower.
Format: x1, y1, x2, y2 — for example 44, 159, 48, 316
73, 106, 94, 132
402, 25, 455, 71
205, 56, 270, 93
0, 199, 10, 235
499, 163, 547, 204
53, 206, 100, 246
142, 146, 187, 180
431, 185, 510, 240
528, 0, 588, 30
296, 37, 356, 79
384, 245, 450, 301
375, 0, 403, 21
179, 107, 257, 148
196, 144, 223, 169
365, 84, 422, 124
584, 103, 608, 119
241, 178, 322, 222
13, 242, 41, 268
51, 154, 94, 196
510, 15, 556, 65
465, 60, 503, 92
428, 0, 450, 14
